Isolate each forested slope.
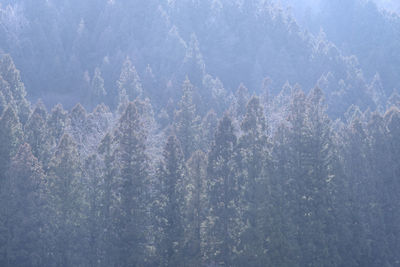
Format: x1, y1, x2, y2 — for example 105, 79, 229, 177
1, 0, 400, 266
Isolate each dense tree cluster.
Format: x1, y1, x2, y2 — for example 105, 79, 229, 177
1, 0, 398, 118
1, 53, 400, 266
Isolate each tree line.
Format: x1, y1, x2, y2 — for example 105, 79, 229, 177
1, 54, 400, 266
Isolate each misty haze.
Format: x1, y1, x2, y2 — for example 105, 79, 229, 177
0, 0, 400, 266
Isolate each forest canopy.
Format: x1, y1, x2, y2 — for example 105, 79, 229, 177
0, 0, 400, 266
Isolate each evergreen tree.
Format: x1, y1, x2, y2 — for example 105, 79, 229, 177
89, 67, 106, 109
185, 150, 207, 266
112, 101, 150, 266
0, 144, 46, 267
173, 77, 200, 159
238, 96, 271, 265
0, 106, 23, 181
24, 100, 54, 170
0, 54, 30, 125
97, 133, 118, 267
84, 154, 104, 267
200, 109, 218, 152
155, 136, 186, 266
204, 114, 241, 266
117, 57, 143, 102
66, 103, 88, 156
46, 134, 85, 267
48, 104, 68, 143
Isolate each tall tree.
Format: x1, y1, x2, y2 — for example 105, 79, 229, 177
0, 55, 30, 125
117, 57, 143, 102
0, 144, 46, 267
112, 101, 150, 266
173, 77, 200, 159
88, 67, 107, 109
98, 133, 118, 267
47, 104, 67, 144
154, 136, 186, 266
24, 100, 54, 170
185, 150, 207, 266
238, 96, 271, 265
46, 134, 85, 267
204, 114, 241, 266
0, 106, 23, 181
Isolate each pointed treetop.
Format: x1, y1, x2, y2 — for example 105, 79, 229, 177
12, 143, 41, 169
0, 54, 27, 101
385, 106, 400, 135
31, 99, 48, 119
308, 86, 324, 105
241, 96, 267, 133
55, 133, 79, 159
69, 103, 87, 123
117, 56, 143, 100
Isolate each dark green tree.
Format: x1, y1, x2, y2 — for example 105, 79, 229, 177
46, 134, 85, 267
24, 100, 54, 170
185, 150, 208, 266
0, 106, 23, 180
173, 77, 200, 159
204, 114, 241, 266
0, 144, 46, 267
238, 96, 271, 265
0, 55, 30, 125
112, 101, 150, 266
48, 104, 67, 144
155, 135, 186, 266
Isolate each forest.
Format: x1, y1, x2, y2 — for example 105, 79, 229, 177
0, 0, 400, 266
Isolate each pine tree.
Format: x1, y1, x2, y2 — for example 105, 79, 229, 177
89, 67, 106, 109
113, 101, 149, 266
117, 57, 143, 102
0, 106, 23, 181
238, 96, 271, 265
185, 150, 207, 266
0, 55, 31, 125
84, 154, 104, 267
48, 104, 67, 144
98, 133, 117, 267
46, 134, 85, 267
174, 77, 200, 159
66, 103, 88, 156
383, 107, 400, 263
0, 144, 46, 267
155, 135, 186, 266
200, 109, 218, 152
24, 100, 54, 170
204, 114, 241, 266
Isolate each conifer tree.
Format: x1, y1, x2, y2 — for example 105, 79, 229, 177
84, 154, 104, 267
174, 77, 200, 159
0, 144, 46, 267
117, 57, 143, 102
24, 101, 53, 169
204, 114, 241, 266
155, 135, 186, 266
0, 106, 23, 180
66, 103, 88, 156
46, 134, 85, 267
238, 96, 271, 265
113, 101, 149, 266
89, 67, 106, 109
98, 133, 118, 267
185, 150, 207, 266
0, 55, 30, 124
48, 104, 67, 143
200, 109, 218, 152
